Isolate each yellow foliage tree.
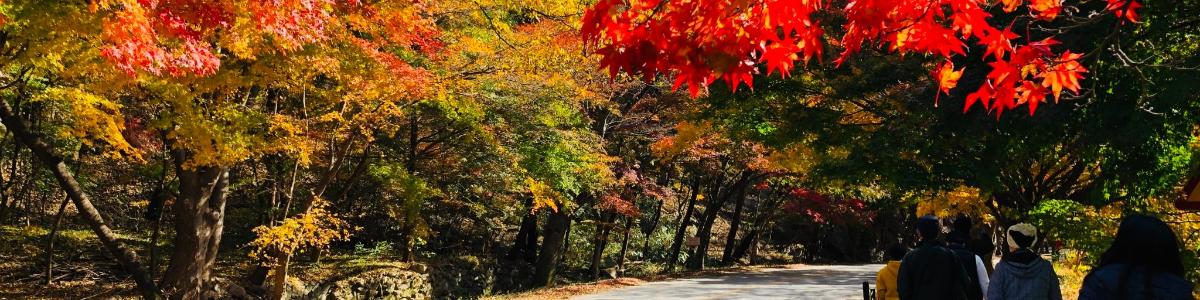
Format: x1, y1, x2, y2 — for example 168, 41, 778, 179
250, 198, 354, 300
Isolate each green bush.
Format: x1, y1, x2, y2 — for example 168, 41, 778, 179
1027, 199, 1117, 260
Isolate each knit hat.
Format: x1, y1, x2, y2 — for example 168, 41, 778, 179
1007, 223, 1038, 249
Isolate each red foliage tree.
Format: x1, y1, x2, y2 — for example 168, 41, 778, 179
93, 0, 439, 77
784, 188, 873, 225
581, 0, 1140, 115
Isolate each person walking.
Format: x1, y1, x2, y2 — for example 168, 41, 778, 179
970, 224, 996, 275
1078, 215, 1194, 300
986, 223, 1061, 300
876, 244, 908, 300
948, 215, 989, 300
897, 215, 971, 300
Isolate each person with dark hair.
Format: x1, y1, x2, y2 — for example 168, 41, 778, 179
948, 215, 990, 300
970, 224, 996, 275
953, 215, 996, 275
876, 244, 909, 300
950, 214, 974, 242
986, 223, 1061, 300
897, 215, 971, 300
1078, 215, 1194, 299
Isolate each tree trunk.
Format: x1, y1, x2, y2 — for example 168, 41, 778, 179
533, 209, 571, 287
560, 215, 573, 258
721, 191, 747, 263
642, 198, 662, 258
688, 172, 751, 270
160, 156, 229, 299
267, 254, 291, 300
144, 152, 170, 279
43, 195, 69, 285
686, 195, 722, 270
0, 134, 14, 224
731, 227, 759, 262
335, 146, 373, 212
0, 98, 158, 299
590, 212, 615, 279
666, 177, 701, 272
398, 194, 422, 262
0, 190, 9, 225
509, 197, 539, 263
616, 216, 632, 277
406, 112, 419, 173
148, 213, 163, 278
686, 212, 716, 270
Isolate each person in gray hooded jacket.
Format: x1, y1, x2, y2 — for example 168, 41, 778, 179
986, 223, 1062, 300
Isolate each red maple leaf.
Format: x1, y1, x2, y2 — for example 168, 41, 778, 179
1017, 80, 1049, 115
1106, 0, 1143, 23
761, 38, 802, 77
979, 26, 1019, 60
580, 0, 1140, 115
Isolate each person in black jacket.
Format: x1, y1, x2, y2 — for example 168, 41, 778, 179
970, 224, 996, 275
897, 215, 971, 300
1078, 215, 1194, 300
948, 215, 989, 300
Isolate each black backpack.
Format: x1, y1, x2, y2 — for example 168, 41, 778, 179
948, 243, 983, 300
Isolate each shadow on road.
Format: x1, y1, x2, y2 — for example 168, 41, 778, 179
573, 264, 882, 300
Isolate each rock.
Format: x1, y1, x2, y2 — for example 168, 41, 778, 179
410, 264, 428, 273
306, 267, 431, 300
243, 284, 268, 297
227, 284, 248, 299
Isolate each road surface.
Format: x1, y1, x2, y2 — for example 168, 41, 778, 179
572, 264, 882, 300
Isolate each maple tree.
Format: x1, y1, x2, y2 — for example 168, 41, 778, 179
0, 1, 441, 298
93, 0, 439, 77
581, 0, 1140, 115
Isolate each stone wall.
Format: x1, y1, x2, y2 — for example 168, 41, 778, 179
429, 256, 495, 299
428, 256, 535, 299
266, 267, 431, 300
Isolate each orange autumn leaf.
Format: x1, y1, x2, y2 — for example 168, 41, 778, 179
1029, 0, 1063, 21
1041, 51, 1088, 102
936, 61, 964, 95
1000, 0, 1023, 12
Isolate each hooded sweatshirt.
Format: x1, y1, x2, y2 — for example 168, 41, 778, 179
876, 261, 901, 300
986, 249, 1062, 300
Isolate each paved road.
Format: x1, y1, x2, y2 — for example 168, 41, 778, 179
573, 264, 882, 300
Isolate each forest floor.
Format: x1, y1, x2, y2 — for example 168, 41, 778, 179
0, 225, 145, 299
1, 224, 794, 299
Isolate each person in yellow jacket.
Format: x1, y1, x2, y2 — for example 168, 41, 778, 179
876, 244, 908, 300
